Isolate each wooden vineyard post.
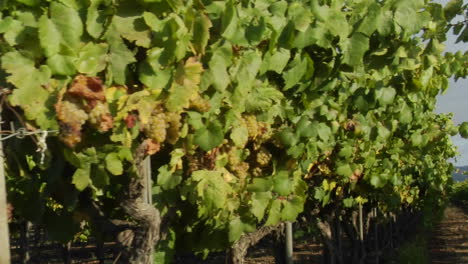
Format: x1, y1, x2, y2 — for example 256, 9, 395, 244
0, 103, 11, 264
142, 156, 154, 259
359, 204, 363, 242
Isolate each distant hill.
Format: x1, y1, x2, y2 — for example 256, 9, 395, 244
453, 166, 468, 182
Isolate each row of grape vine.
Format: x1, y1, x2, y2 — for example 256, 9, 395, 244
0, 0, 467, 263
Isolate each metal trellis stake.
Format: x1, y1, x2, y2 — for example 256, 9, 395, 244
285, 221, 293, 264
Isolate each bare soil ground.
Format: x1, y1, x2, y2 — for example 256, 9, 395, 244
429, 205, 468, 264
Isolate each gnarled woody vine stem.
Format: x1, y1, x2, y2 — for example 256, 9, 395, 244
229, 224, 283, 264
118, 140, 161, 264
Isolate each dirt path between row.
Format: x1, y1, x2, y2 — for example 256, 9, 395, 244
429, 205, 468, 264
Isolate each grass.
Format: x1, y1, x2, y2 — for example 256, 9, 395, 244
390, 233, 429, 264
450, 180, 468, 209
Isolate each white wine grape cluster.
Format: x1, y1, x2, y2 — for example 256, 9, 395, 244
56, 99, 89, 147
146, 113, 167, 143
88, 102, 113, 132
58, 100, 88, 127
189, 95, 211, 112
255, 147, 272, 167
165, 112, 182, 144
144, 107, 182, 145
243, 115, 259, 139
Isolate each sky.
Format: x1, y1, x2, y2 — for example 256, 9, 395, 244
434, 0, 468, 166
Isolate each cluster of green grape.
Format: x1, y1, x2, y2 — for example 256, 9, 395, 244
58, 100, 88, 126
56, 99, 89, 147
243, 115, 259, 139
189, 95, 211, 112
146, 113, 168, 143
88, 102, 113, 132
165, 112, 181, 144
255, 147, 272, 167
144, 107, 182, 145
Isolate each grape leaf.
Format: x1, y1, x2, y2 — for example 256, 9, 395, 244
376, 87, 396, 105
105, 153, 123, 175
75, 43, 108, 75
191, 170, 232, 217
251, 192, 272, 221
2, 51, 56, 129
192, 13, 212, 54
73, 167, 91, 191
281, 196, 303, 221
113, 3, 151, 47
230, 125, 249, 148
459, 122, 468, 138
105, 23, 137, 85
157, 165, 183, 190
343, 33, 369, 67
283, 54, 308, 90
194, 121, 224, 151
49, 2, 83, 50
265, 199, 282, 226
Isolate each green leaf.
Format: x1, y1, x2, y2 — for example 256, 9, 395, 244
296, 117, 316, 138
104, 153, 122, 175
343, 33, 369, 67
394, 8, 430, 36
230, 125, 248, 148
105, 22, 136, 85
191, 170, 232, 216
273, 171, 292, 196
370, 174, 385, 188
113, 3, 151, 47
2, 18, 24, 46
87, 0, 111, 38
317, 123, 331, 142
251, 192, 272, 221
277, 128, 297, 147
166, 83, 195, 112
283, 54, 308, 90
73, 167, 91, 191
357, 3, 379, 36
229, 217, 244, 243
281, 196, 303, 221
92, 166, 110, 188
247, 178, 273, 192
265, 199, 282, 226
234, 50, 262, 90
343, 198, 354, 208
157, 165, 182, 190
399, 103, 413, 124
459, 122, 468, 138
209, 50, 231, 91
194, 121, 224, 151
410, 132, 423, 147
15, 0, 39, 6
288, 2, 312, 32
338, 145, 353, 158
444, 0, 463, 21
246, 17, 267, 45
376, 87, 396, 105
49, 2, 83, 50
38, 15, 61, 56
75, 42, 108, 75
3, 51, 55, 129
336, 163, 352, 178
47, 54, 76, 75
260, 48, 291, 74
192, 13, 212, 54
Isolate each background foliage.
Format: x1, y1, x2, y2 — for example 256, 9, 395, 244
1, 0, 467, 261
